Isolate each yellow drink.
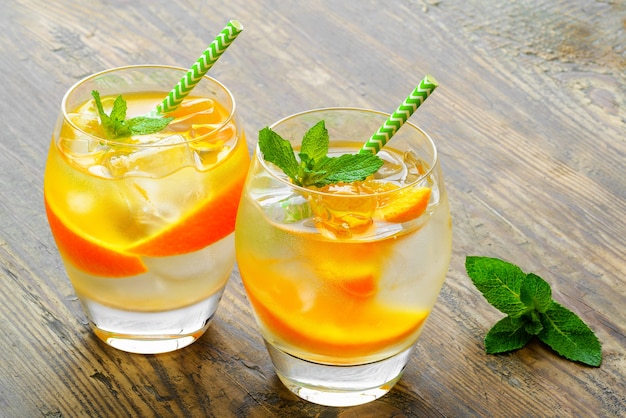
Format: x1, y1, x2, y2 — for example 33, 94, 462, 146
235, 108, 452, 406
44, 66, 249, 353
237, 146, 450, 364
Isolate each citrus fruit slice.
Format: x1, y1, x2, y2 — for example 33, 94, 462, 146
304, 238, 383, 297
380, 186, 431, 223
128, 173, 246, 257
247, 280, 427, 359
239, 247, 426, 359
45, 198, 147, 278
338, 275, 378, 298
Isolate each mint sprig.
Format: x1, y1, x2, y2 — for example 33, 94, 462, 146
465, 256, 602, 367
91, 90, 173, 140
258, 121, 384, 187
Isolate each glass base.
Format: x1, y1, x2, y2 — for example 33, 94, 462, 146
265, 341, 414, 407
82, 287, 225, 354
92, 322, 210, 354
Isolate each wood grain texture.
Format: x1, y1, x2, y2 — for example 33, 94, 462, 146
1, 0, 624, 416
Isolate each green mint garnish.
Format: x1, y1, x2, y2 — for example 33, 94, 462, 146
258, 121, 384, 188
465, 256, 602, 367
91, 90, 173, 140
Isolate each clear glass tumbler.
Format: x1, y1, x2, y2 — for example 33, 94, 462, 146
44, 65, 249, 354
235, 108, 452, 406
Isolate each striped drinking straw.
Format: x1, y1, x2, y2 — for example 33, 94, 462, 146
156, 20, 244, 115
359, 75, 438, 155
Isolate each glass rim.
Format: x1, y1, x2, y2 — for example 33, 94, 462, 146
258, 107, 439, 197
61, 64, 237, 148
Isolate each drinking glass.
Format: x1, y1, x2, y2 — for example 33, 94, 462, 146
44, 65, 249, 354
235, 107, 452, 406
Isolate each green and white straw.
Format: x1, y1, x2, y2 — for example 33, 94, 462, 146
359, 74, 438, 155
156, 20, 243, 114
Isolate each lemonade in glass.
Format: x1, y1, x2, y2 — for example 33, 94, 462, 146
44, 65, 249, 354
235, 108, 452, 406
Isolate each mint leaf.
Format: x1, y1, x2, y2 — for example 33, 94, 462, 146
296, 165, 329, 187
316, 153, 384, 186
126, 116, 173, 136
91, 90, 172, 140
522, 310, 544, 335
300, 121, 329, 162
258, 122, 384, 187
109, 95, 128, 127
91, 90, 117, 136
466, 256, 602, 367
259, 127, 300, 179
465, 256, 529, 318
538, 302, 602, 367
485, 316, 533, 354
520, 273, 552, 313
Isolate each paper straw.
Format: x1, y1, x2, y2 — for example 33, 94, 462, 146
156, 20, 243, 114
359, 75, 438, 154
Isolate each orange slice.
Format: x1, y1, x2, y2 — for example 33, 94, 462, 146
379, 186, 431, 223
128, 173, 246, 256
45, 163, 246, 275
246, 280, 427, 359
339, 275, 378, 298
238, 247, 426, 359
45, 198, 147, 278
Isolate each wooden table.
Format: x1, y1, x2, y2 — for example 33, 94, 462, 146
1, 0, 624, 416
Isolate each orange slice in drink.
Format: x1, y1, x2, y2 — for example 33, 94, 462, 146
45, 167, 246, 276
246, 278, 428, 359
306, 238, 383, 297
379, 186, 431, 223
128, 173, 246, 256
239, 245, 426, 359
44, 198, 147, 278
339, 274, 378, 298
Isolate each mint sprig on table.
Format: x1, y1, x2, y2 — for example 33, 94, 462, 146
465, 256, 602, 367
258, 120, 384, 187
91, 90, 173, 140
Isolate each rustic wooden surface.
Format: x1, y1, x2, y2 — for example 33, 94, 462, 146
1, 0, 624, 417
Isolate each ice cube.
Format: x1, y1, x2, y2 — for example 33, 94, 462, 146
403, 149, 431, 185
190, 122, 237, 170
166, 98, 222, 132
259, 193, 313, 223
66, 190, 95, 215
374, 149, 408, 182
88, 165, 114, 178
66, 112, 101, 137
142, 234, 235, 284
248, 171, 310, 222
309, 186, 377, 238
58, 113, 111, 169
121, 175, 197, 236
104, 134, 192, 178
